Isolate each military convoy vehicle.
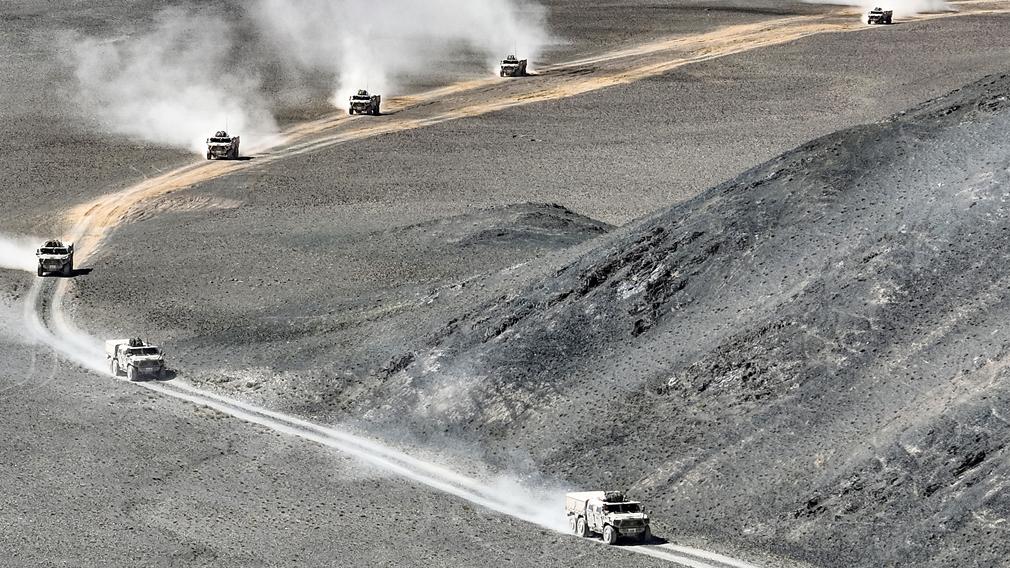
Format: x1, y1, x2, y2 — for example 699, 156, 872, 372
206, 131, 240, 160
867, 7, 894, 24
349, 90, 381, 115
36, 240, 74, 277
106, 338, 167, 381
566, 491, 651, 545
499, 54, 528, 77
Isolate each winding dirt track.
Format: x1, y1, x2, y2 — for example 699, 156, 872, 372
29, 3, 1010, 566
60, 1, 1010, 263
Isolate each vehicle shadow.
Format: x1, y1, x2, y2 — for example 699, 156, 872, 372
48, 268, 93, 278
121, 369, 177, 382
632, 534, 667, 546
151, 369, 178, 382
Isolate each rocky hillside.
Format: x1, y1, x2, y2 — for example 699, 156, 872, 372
360, 74, 1010, 566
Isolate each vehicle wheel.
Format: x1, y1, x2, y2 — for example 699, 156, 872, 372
576, 517, 589, 538
206, 152, 212, 160
640, 527, 651, 544
37, 266, 43, 277
349, 109, 354, 115
111, 359, 120, 376
127, 366, 138, 382
62, 263, 72, 277
603, 525, 617, 545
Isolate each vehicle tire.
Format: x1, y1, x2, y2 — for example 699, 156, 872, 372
37, 266, 43, 277
640, 527, 651, 544
127, 366, 138, 382
206, 152, 212, 160
576, 517, 589, 538
349, 108, 354, 115
603, 525, 617, 545
111, 359, 120, 376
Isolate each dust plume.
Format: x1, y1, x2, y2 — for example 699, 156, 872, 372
805, 0, 954, 17
0, 234, 43, 273
245, 0, 550, 105
64, 7, 280, 155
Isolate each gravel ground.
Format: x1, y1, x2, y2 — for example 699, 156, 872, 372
7, 1, 1010, 566
350, 75, 1010, 567
1, 274, 673, 568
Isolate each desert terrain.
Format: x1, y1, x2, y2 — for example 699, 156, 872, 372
4, 1, 1010, 566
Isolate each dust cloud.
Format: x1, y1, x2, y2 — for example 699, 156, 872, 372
63, 8, 281, 155
805, 0, 954, 17
0, 234, 43, 273
62, 1, 550, 154
249, 0, 550, 104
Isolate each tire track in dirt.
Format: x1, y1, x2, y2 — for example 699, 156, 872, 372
29, 3, 1009, 566
58, 1, 1010, 263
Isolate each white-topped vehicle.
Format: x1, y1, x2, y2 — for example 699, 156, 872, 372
499, 54, 528, 77
349, 89, 381, 115
206, 130, 240, 160
106, 338, 167, 381
36, 240, 74, 277
566, 491, 651, 545
867, 7, 893, 24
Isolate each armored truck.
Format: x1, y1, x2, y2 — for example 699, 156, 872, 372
36, 240, 74, 277
566, 491, 651, 545
206, 131, 240, 160
499, 54, 527, 77
349, 90, 381, 115
867, 7, 893, 24
106, 338, 167, 381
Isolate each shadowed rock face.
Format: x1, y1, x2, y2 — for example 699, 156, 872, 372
358, 74, 1010, 566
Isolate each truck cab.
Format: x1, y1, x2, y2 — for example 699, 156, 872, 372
106, 338, 167, 381
349, 89, 381, 115
206, 130, 240, 160
36, 240, 74, 277
867, 7, 893, 24
566, 490, 651, 545
500, 54, 528, 77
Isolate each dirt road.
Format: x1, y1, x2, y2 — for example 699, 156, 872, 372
24, 3, 1010, 566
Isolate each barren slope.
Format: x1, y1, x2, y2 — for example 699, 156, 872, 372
358, 74, 1010, 566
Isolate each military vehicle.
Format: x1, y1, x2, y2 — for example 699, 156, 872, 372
206, 131, 240, 160
565, 491, 651, 545
499, 54, 528, 77
349, 90, 381, 115
35, 240, 74, 277
867, 7, 894, 24
106, 338, 167, 381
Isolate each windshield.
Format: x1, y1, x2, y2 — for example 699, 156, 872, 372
40, 248, 69, 254
127, 347, 160, 356
604, 503, 641, 514
209, 137, 231, 143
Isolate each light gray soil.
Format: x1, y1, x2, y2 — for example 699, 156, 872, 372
6, 1, 1010, 566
